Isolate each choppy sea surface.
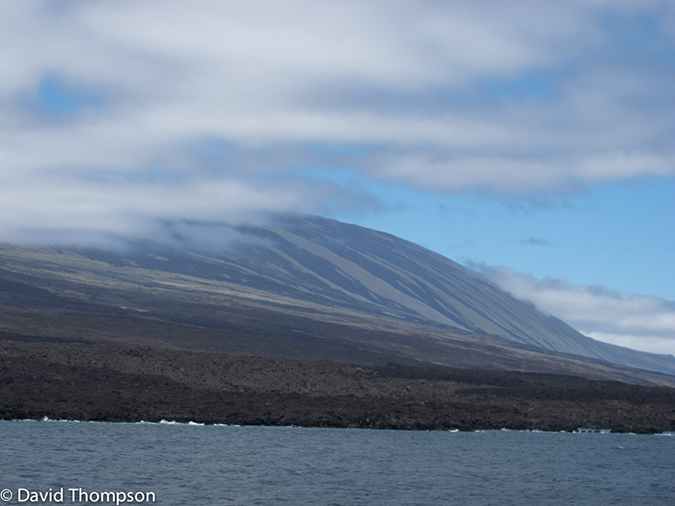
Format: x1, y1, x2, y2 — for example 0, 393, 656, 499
0, 420, 673, 505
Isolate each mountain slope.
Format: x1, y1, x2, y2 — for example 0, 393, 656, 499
138, 214, 673, 374
0, 214, 673, 379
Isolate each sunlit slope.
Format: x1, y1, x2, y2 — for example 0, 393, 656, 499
211, 215, 672, 374
0, 214, 673, 376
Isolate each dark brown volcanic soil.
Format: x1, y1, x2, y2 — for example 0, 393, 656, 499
2, 340, 674, 433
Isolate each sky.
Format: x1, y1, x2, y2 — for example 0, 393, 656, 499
0, 0, 673, 356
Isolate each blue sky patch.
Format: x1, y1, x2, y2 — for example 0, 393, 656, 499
480, 69, 566, 103
38, 77, 96, 113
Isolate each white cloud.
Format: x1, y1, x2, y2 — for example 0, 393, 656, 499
471, 264, 675, 356
1, 0, 674, 243
583, 332, 675, 357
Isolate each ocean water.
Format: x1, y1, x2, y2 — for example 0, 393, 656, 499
0, 420, 673, 506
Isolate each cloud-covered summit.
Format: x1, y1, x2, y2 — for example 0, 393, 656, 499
1, 0, 674, 245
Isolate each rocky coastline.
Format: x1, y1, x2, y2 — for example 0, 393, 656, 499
2, 340, 674, 434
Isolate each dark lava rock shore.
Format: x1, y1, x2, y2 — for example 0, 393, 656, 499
1, 340, 674, 433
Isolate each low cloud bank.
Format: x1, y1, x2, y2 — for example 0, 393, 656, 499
469, 263, 675, 357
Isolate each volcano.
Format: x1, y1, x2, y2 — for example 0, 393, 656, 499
1, 214, 673, 385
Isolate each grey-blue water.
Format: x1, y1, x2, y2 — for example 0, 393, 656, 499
0, 421, 673, 505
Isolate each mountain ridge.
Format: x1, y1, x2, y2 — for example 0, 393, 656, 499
0, 214, 673, 382
226, 215, 675, 374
